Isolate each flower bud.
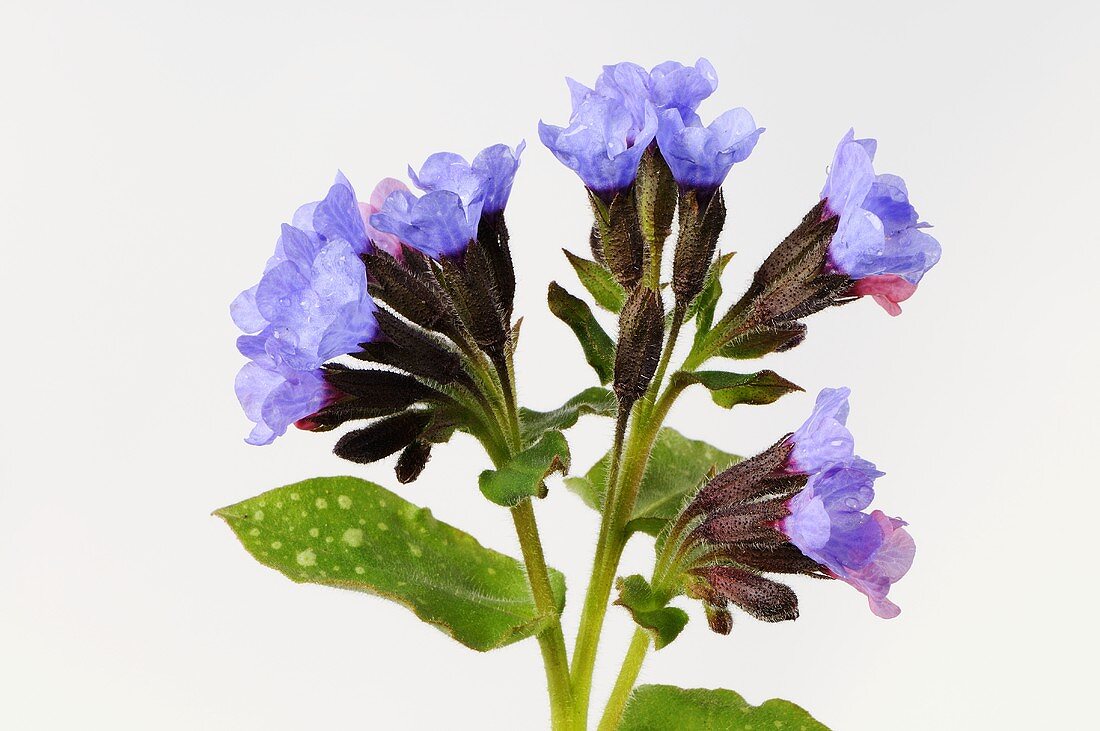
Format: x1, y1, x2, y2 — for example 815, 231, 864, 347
703, 602, 733, 635
477, 213, 515, 322
439, 239, 510, 354
365, 249, 462, 338
333, 410, 433, 465
672, 188, 726, 311
708, 202, 845, 359
613, 285, 665, 409
321, 364, 436, 406
353, 309, 469, 388
395, 439, 433, 484
691, 566, 799, 624
306, 365, 441, 434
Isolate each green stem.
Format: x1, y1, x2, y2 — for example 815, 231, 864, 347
475, 336, 572, 729
511, 499, 575, 731
641, 306, 685, 420
596, 628, 651, 731
571, 375, 687, 727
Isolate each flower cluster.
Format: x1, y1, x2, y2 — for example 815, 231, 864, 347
663, 388, 914, 628
231, 175, 380, 445
232, 144, 524, 449
539, 59, 763, 196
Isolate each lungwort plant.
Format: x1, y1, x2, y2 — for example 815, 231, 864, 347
221, 58, 940, 730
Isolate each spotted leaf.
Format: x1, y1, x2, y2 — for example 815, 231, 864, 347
216, 476, 566, 651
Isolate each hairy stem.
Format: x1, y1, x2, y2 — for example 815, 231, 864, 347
570, 405, 630, 726
476, 341, 573, 730
597, 628, 651, 731
642, 305, 685, 420
512, 499, 575, 731
571, 349, 690, 727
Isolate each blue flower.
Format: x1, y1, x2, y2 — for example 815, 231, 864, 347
821, 129, 942, 315
781, 388, 915, 618
471, 142, 525, 216
231, 221, 378, 445
656, 107, 763, 190
539, 90, 657, 195
787, 387, 855, 473
407, 142, 525, 217
647, 58, 718, 121
370, 188, 480, 260
291, 172, 372, 255
588, 62, 652, 130
233, 361, 333, 447
370, 142, 524, 259
540, 58, 732, 195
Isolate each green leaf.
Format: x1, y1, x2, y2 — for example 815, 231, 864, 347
565, 427, 740, 536
564, 249, 627, 313
519, 387, 617, 445
620, 685, 830, 731
615, 575, 689, 650
479, 431, 570, 507
216, 476, 566, 652
548, 281, 615, 385
675, 370, 802, 409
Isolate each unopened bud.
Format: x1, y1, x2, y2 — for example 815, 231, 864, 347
440, 239, 509, 353
333, 410, 433, 465
395, 440, 433, 484
354, 309, 469, 387
365, 250, 462, 337
613, 286, 665, 409
673, 188, 726, 310
477, 213, 516, 322
322, 365, 435, 407
704, 602, 734, 635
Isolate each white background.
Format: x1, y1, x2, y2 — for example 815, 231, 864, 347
2, 1, 1098, 729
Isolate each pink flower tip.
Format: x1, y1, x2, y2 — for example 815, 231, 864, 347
852, 274, 918, 316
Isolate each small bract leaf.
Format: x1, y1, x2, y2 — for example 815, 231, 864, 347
479, 431, 570, 507
676, 370, 803, 409
563, 249, 627, 313
547, 281, 615, 385
216, 476, 566, 652
615, 575, 689, 650
620, 685, 830, 730
565, 427, 740, 536
519, 387, 617, 446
